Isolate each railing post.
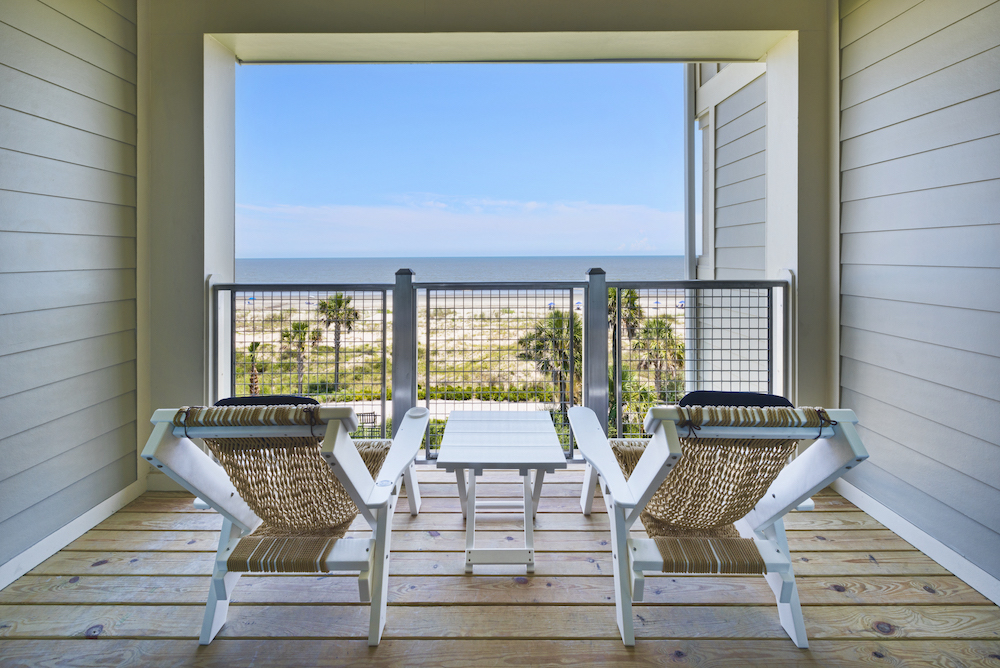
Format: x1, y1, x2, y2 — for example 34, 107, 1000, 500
392, 269, 417, 438
584, 269, 609, 436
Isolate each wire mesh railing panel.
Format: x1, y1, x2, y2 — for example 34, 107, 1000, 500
423, 288, 581, 455
687, 287, 772, 394
610, 288, 688, 438
232, 289, 388, 439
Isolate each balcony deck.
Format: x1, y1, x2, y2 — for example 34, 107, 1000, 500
1, 463, 998, 666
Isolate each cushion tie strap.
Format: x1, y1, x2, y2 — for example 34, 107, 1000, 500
815, 408, 838, 438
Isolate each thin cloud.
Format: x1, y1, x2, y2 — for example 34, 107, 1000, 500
236, 200, 684, 258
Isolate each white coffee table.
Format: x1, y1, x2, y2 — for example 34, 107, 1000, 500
435, 410, 569, 573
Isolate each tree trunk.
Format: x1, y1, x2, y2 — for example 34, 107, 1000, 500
296, 350, 304, 394
333, 323, 342, 391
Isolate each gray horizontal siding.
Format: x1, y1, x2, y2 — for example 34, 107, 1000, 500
0, 392, 136, 480
842, 295, 1000, 358
0, 301, 136, 357
843, 462, 1000, 576
0, 21, 135, 114
841, 45, 1000, 140
841, 0, 1000, 109
0, 105, 137, 175
843, 388, 1000, 492
0, 454, 136, 565
0, 269, 136, 314
839, 0, 1000, 583
841, 91, 1000, 171
0, 0, 136, 571
713, 74, 766, 278
842, 180, 1000, 234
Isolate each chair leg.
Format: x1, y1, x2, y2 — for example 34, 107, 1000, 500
403, 460, 421, 515
200, 518, 242, 645
368, 499, 394, 646
761, 519, 808, 649
609, 505, 635, 645
580, 462, 598, 515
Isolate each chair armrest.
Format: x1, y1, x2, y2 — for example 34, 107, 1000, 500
141, 421, 261, 534
365, 407, 430, 509
567, 407, 636, 508
742, 417, 869, 533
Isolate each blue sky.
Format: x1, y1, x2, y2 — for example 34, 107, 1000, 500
236, 63, 684, 258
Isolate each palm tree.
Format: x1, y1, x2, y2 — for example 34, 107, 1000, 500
634, 315, 685, 403
318, 293, 361, 391
246, 341, 269, 396
517, 310, 582, 418
281, 321, 322, 394
608, 288, 643, 345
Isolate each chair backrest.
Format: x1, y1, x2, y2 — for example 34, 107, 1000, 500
175, 404, 387, 538
618, 401, 829, 536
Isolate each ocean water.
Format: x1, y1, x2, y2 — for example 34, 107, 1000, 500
236, 256, 686, 284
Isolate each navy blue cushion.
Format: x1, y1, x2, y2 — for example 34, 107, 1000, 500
214, 395, 318, 407
679, 391, 793, 408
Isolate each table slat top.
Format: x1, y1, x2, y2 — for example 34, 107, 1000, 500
436, 411, 568, 470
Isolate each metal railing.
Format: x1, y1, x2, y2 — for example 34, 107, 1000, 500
213, 271, 787, 458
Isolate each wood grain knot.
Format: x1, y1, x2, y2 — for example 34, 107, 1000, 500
873, 621, 895, 635
85, 624, 103, 638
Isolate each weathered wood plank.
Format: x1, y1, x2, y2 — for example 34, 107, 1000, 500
65, 529, 917, 553
28, 551, 216, 576
2, 574, 987, 607
3, 638, 1000, 668
791, 551, 950, 576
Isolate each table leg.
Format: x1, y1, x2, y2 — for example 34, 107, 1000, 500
455, 468, 468, 519
465, 473, 477, 573
523, 473, 534, 573
531, 469, 546, 520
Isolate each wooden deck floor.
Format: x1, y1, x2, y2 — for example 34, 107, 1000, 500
1, 463, 999, 667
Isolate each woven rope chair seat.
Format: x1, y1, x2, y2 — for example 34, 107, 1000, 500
610, 405, 833, 575
174, 407, 391, 573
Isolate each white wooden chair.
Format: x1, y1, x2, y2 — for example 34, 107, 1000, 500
140, 403, 429, 646
568, 401, 868, 648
